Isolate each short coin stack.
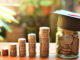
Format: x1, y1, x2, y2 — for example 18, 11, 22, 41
9, 44, 17, 56
18, 38, 26, 57
39, 27, 50, 57
28, 33, 36, 57
1, 48, 8, 56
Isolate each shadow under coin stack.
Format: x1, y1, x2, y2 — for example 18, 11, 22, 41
28, 33, 36, 57
1, 48, 8, 56
39, 27, 50, 57
18, 38, 26, 57
9, 44, 17, 56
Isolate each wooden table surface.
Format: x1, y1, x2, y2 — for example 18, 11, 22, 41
0, 43, 80, 60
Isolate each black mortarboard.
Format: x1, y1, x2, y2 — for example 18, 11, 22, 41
53, 10, 80, 31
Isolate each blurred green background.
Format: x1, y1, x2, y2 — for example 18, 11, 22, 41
0, 0, 80, 42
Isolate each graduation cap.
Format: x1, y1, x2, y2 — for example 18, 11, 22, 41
53, 10, 80, 31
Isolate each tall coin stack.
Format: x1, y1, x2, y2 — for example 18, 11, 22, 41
28, 33, 36, 57
18, 38, 26, 57
39, 27, 50, 57
9, 44, 17, 57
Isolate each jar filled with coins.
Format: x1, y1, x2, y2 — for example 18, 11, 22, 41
56, 27, 79, 59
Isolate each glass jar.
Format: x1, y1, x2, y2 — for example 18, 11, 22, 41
56, 27, 79, 59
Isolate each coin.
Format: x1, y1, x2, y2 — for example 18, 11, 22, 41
59, 39, 70, 49
63, 35, 73, 44
62, 49, 71, 52
60, 50, 71, 55
63, 29, 73, 35
72, 35, 79, 55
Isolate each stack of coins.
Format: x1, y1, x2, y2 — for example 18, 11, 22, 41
28, 33, 36, 57
18, 38, 26, 57
9, 44, 17, 57
39, 27, 50, 57
1, 48, 8, 56
58, 29, 79, 56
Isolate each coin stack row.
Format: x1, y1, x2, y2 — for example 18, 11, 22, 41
28, 33, 36, 57
9, 44, 17, 56
0, 27, 50, 57
18, 38, 26, 57
39, 27, 50, 57
57, 29, 79, 56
